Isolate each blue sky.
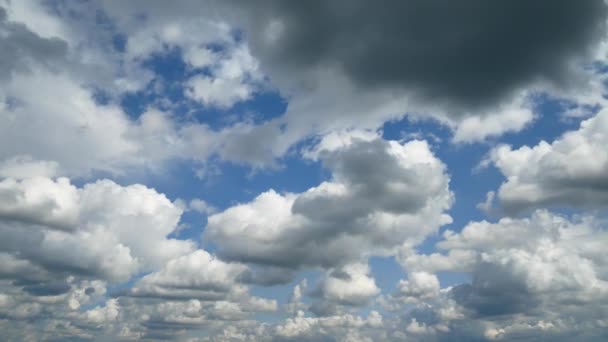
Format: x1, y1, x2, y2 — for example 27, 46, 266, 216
1, 1, 608, 341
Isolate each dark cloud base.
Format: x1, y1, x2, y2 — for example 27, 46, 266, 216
243, 0, 607, 112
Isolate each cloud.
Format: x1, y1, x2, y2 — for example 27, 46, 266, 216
205, 132, 452, 272
310, 263, 380, 314
488, 109, 608, 213
397, 210, 608, 341
0, 1, 276, 176
272, 310, 383, 341
188, 198, 217, 215
397, 272, 441, 303
0, 177, 79, 230
0, 175, 280, 340
58, 0, 605, 170
242, 0, 607, 112
128, 249, 248, 301
185, 44, 262, 109
0, 176, 193, 283
2, 1, 608, 341
0, 67, 279, 177
0, 6, 68, 80
0, 155, 59, 179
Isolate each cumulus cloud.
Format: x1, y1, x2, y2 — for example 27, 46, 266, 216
310, 263, 380, 315
488, 109, 608, 213
128, 249, 248, 301
2, 1, 608, 341
397, 210, 608, 341
0, 175, 283, 341
0, 1, 276, 176
205, 132, 453, 271
185, 44, 262, 109
397, 272, 441, 303
0, 176, 193, 283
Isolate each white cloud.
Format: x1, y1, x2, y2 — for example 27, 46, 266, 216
188, 198, 216, 214
397, 272, 441, 303
285, 280, 307, 316
274, 310, 383, 340
186, 75, 254, 109
0, 176, 79, 230
185, 43, 261, 109
397, 210, 608, 340
129, 249, 248, 300
488, 109, 608, 213
0, 155, 59, 178
315, 263, 380, 308
451, 92, 536, 143
205, 132, 453, 272
0, 176, 194, 283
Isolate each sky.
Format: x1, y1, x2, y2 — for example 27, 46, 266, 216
0, 1, 607, 341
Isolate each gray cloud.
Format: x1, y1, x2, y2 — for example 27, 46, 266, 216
242, 0, 607, 113
450, 262, 540, 318
0, 7, 68, 79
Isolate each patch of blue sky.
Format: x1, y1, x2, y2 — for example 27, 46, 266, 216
368, 256, 405, 293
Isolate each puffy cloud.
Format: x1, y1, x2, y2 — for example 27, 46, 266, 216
0, 66, 277, 177
128, 249, 248, 300
0, 175, 284, 340
0, 1, 273, 176
111, 293, 277, 340
488, 109, 608, 213
0, 155, 58, 179
0, 176, 193, 283
399, 210, 608, 341
0, 177, 79, 230
397, 272, 441, 303
311, 263, 380, 314
0, 55, 259, 177
205, 132, 453, 271
273, 310, 384, 341
3, 1, 608, 341
285, 280, 307, 316
185, 44, 262, 109
98, 0, 265, 110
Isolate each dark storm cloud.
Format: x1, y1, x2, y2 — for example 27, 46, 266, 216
242, 0, 607, 112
